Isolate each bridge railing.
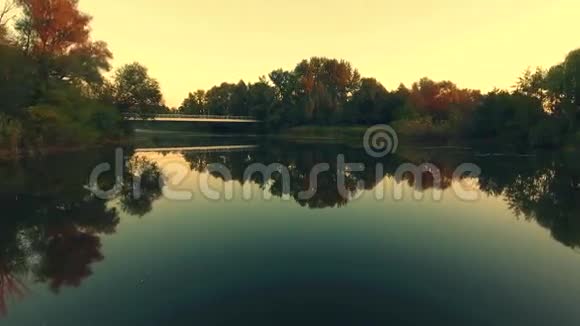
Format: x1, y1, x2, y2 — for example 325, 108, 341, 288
122, 113, 259, 120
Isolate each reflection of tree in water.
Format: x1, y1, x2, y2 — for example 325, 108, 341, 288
0, 194, 120, 298
0, 270, 28, 317
182, 144, 580, 247
184, 144, 390, 209
497, 157, 580, 248
0, 149, 163, 315
0, 143, 580, 316
36, 227, 103, 293
425, 151, 580, 249
119, 156, 164, 217
0, 229, 30, 317
182, 144, 482, 209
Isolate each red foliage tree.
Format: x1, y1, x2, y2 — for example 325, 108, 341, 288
19, 0, 90, 55
17, 0, 112, 83
409, 78, 481, 121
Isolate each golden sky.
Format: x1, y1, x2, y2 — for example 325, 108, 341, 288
76, 0, 579, 107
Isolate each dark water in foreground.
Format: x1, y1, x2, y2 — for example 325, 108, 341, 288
1, 137, 580, 325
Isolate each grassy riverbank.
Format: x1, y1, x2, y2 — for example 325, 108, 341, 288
278, 123, 463, 144
278, 124, 580, 151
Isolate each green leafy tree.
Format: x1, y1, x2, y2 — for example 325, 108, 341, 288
0, 44, 37, 115
180, 90, 207, 115
231, 81, 249, 116
515, 67, 547, 101
346, 78, 408, 124
269, 69, 301, 126
518, 49, 580, 131
562, 49, 580, 107
561, 49, 580, 129
113, 63, 163, 115
0, 0, 124, 152
205, 82, 236, 115
247, 80, 276, 127
294, 57, 361, 124
472, 90, 551, 146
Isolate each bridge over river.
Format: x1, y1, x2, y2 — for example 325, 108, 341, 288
123, 114, 261, 123
134, 144, 258, 153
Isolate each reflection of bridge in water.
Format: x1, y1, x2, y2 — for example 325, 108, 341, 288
134, 145, 259, 153
124, 114, 261, 123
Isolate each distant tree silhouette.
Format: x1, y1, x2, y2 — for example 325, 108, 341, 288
180, 90, 207, 115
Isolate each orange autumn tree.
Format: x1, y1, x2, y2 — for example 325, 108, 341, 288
16, 0, 112, 84
408, 78, 481, 122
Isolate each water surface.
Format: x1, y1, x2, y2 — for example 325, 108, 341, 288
1, 138, 580, 325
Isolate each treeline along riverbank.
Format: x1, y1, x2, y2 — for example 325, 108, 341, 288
1, 0, 580, 158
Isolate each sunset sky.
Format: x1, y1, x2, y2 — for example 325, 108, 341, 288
76, 0, 579, 107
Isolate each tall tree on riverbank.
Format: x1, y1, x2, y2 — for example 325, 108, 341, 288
294, 57, 361, 124
17, 0, 91, 55
344, 78, 408, 125
407, 78, 481, 122
15, 0, 112, 87
0, 0, 123, 151
551, 50, 580, 130
113, 63, 163, 114
180, 90, 207, 115
563, 50, 580, 108
514, 49, 580, 131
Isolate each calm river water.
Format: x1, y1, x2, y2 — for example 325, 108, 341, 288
1, 136, 580, 325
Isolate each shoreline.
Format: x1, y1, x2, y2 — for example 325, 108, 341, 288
0, 138, 131, 160
2, 125, 578, 160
